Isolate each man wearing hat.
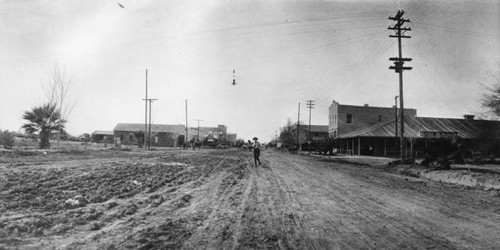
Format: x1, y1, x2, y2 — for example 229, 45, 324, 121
252, 137, 262, 167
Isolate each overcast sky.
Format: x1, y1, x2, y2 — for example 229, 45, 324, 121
0, 0, 499, 141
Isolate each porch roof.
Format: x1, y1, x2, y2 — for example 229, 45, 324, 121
337, 116, 500, 140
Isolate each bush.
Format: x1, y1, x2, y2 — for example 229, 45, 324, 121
0, 130, 14, 149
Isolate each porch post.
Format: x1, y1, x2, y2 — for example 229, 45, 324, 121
384, 137, 387, 157
357, 137, 360, 156
352, 138, 354, 155
410, 137, 413, 158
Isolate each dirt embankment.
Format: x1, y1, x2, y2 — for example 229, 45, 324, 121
1, 149, 500, 249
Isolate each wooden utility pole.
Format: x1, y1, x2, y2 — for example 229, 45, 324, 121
142, 98, 158, 149
144, 69, 148, 149
297, 102, 300, 150
306, 100, 315, 154
195, 119, 203, 141
185, 99, 188, 145
394, 95, 398, 150
389, 10, 412, 160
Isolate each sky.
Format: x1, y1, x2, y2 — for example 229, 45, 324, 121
0, 0, 499, 142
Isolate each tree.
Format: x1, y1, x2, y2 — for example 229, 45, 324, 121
44, 65, 75, 148
21, 103, 66, 149
481, 71, 500, 119
279, 119, 306, 148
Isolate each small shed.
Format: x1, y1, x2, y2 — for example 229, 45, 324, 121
90, 130, 114, 142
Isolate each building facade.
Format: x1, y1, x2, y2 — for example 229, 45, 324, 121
189, 125, 228, 141
113, 123, 231, 147
328, 100, 417, 138
113, 123, 185, 147
298, 125, 329, 142
334, 115, 500, 157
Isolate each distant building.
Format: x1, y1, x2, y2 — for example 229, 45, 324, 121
113, 123, 231, 147
190, 125, 227, 141
328, 100, 417, 138
227, 133, 238, 145
113, 123, 185, 147
298, 124, 329, 142
90, 130, 113, 142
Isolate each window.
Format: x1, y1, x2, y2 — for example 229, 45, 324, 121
346, 114, 352, 124
378, 115, 382, 122
129, 134, 134, 140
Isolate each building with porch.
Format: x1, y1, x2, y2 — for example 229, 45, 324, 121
335, 115, 500, 157
328, 100, 417, 138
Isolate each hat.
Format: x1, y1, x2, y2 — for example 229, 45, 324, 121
253, 137, 258, 140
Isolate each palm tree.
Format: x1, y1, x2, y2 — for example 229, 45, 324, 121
21, 103, 66, 149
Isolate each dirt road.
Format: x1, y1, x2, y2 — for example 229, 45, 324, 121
1, 148, 500, 249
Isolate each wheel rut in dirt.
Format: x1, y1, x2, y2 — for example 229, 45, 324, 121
2, 149, 500, 249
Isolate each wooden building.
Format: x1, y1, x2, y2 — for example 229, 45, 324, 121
113, 123, 185, 147
190, 125, 228, 141
298, 124, 329, 142
328, 100, 417, 138
335, 115, 500, 157
90, 130, 113, 142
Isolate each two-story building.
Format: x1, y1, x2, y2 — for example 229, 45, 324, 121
328, 99, 417, 138
328, 100, 500, 157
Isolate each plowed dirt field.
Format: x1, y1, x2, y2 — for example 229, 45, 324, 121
1, 148, 500, 249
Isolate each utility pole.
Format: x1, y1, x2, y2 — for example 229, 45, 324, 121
389, 10, 412, 160
185, 99, 188, 146
142, 98, 158, 149
195, 119, 203, 142
394, 95, 399, 150
306, 100, 315, 154
144, 69, 148, 149
297, 102, 300, 151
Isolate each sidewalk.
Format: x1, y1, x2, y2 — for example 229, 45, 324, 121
309, 153, 395, 166
308, 153, 500, 190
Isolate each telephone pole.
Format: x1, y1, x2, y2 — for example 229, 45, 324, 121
306, 100, 315, 154
389, 10, 412, 160
394, 95, 399, 150
185, 99, 188, 145
195, 119, 203, 141
297, 102, 300, 150
144, 69, 148, 148
142, 98, 158, 149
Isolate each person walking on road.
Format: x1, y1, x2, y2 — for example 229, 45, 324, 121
253, 137, 262, 167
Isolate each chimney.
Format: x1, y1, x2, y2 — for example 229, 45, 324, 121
464, 114, 475, 120
364, 104, 369, 107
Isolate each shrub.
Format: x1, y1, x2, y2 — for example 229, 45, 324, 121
0, 130, 14, 149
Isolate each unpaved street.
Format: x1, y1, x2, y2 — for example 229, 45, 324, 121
1, 149, 500, 249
